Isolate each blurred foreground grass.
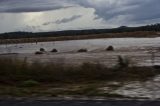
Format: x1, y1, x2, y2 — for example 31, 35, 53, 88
0, 57, 159, 97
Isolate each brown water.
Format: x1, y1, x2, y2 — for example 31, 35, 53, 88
0, 37, 160, 99
0, 37, 160, 54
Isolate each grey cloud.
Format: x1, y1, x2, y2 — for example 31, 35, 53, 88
2, 6, 68, 13
43, 15, 82, 25
74, 0, 160, 25
1, 0, 160, 24
0, 0, 160, 28
22, 25, 41, 32
0, 0, 72, 13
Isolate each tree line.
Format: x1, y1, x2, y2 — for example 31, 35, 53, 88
0, 23, 160, 39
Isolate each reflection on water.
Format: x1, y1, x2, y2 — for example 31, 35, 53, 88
114, 75, 160, 99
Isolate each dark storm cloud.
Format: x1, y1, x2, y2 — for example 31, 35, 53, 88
0, 0, 72, 13
1, 7, 62, 13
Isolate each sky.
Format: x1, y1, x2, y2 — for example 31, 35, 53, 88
0, 0, 160, 33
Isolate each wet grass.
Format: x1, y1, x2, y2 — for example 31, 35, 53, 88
0, 57, 159, 97
0, 57, 159, 84
0, 82, 127, 98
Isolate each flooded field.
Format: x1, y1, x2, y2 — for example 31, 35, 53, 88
0, 37, 160, 53
0, 37, 160, 66
0, 37, 160, 99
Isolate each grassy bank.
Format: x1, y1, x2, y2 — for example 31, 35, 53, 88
0, 57, 159, 84
0, 31, 159, 44
0, 57, 159, 97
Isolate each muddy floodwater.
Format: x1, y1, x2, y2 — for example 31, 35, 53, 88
0, 37, 160, 66
0, 37, 160, 99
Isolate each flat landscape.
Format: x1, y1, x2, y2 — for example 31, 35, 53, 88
1, 37, 160, 66
0, 36, 160, 99
1, 0, 160, 105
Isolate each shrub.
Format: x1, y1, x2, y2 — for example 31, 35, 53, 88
106, 46, 114, 51
116, 56, 130, 68
35, 51, 43, 55
51, 49, 58, 52
40, 48, 45, 52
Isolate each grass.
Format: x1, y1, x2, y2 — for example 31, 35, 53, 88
0, 57, 159, 97
0, 57, 159, 84
0, 84, 122, 97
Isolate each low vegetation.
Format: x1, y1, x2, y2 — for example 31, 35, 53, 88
0, 23, 160, 40
40, 48, 45, 52
0, 57, 159, 97
0, 57, 159, 85
106, 46, 114, 51
35, 51, 44, 55
0, 31, 159, 44
51, 49, 58, 53
77, 49, 88, 52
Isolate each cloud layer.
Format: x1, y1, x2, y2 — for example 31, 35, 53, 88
0, 0, 160, 23
73, 0, 160, 24
0, 0, 72, 12
0, 0, 160, 33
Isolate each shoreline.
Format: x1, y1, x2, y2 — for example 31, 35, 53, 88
0, 31, 159, 45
